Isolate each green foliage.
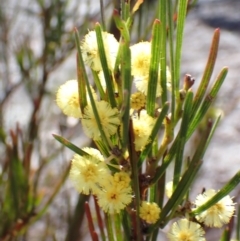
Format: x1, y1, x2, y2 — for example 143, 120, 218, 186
0, 0, 239, 241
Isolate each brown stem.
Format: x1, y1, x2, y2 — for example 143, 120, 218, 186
85, 201, 99, 241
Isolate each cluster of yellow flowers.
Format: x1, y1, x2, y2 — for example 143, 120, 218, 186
55, 29, 236, 238
56, 30, 170, 148
167, 193, 235, 241
70, 147, 132, 214
165, 180, 235, 241
166, 181, 235, 228
56, 30, 162, 223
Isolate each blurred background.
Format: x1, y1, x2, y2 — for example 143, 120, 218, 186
0, 0, 239, 240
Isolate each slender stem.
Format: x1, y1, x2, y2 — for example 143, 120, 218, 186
85, 201, 99, 241
174, 0, 188, 94
166, 0, 175, 123
114, 213, 123, 241
147, 116, 173, 176
106, 213, 115, 241
122, 210, 131, 240
158, 0, 167, 104
129, 119, 142, 241
94, 196, 106, 241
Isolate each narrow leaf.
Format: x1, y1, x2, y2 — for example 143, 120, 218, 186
74, 29, 88, 112
121, 41, 132, 150
174, 0, 188, 95
166, 0, 176, 122
187, 67, 227, 138
191, 28, 220, 117
53, 134, 89, 156
95, 23, 117, 108
92, 70, 106, 100
147, 19, 161, 117
158, 0, 167, 104
173, 91, 193, 187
